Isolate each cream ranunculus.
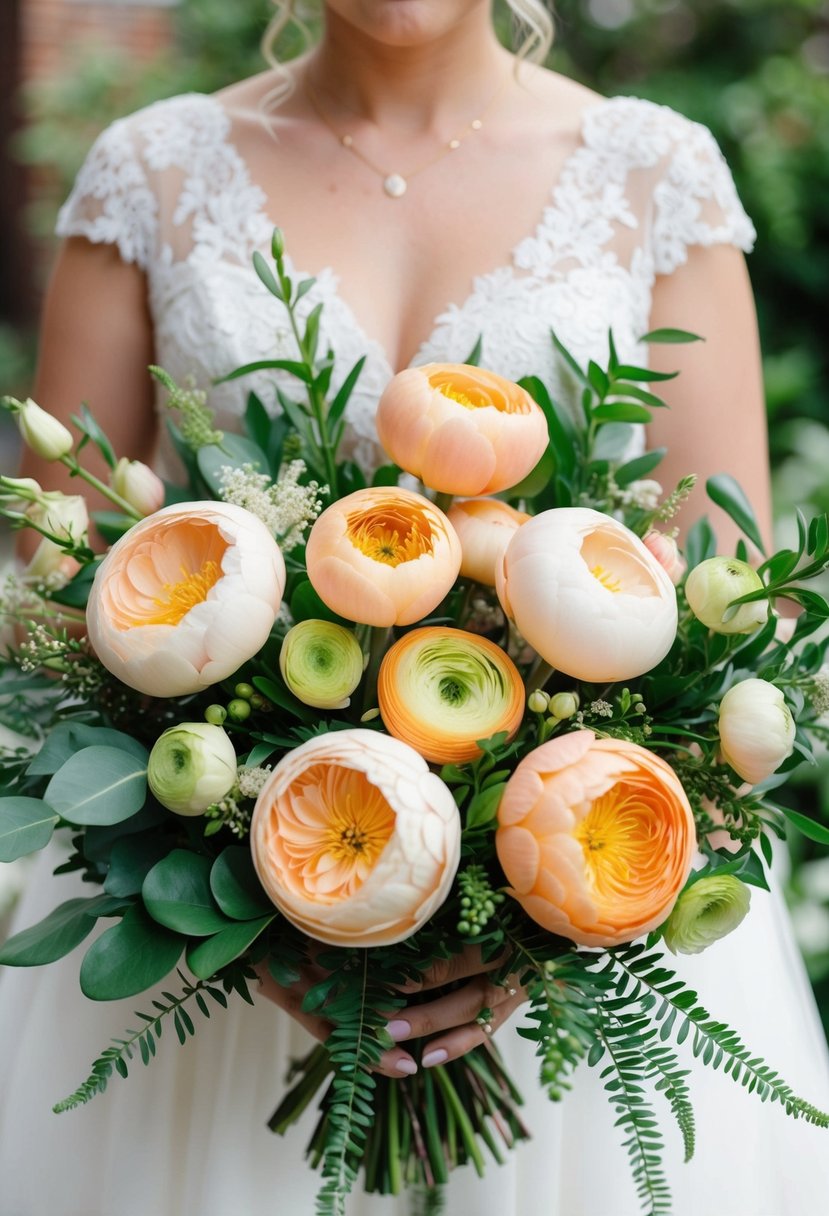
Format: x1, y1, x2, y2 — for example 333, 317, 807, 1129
111, 457, 165, 517
496, 507, 678, 682
447, 498, 530, 587
86, 501, 286, 696
684, 556, 768, 635
304, 487, 461, 627
662, 874, 751, 954
279, 619, 365, 710
718, 678, 796, 785
148, 722, 237, 816
250, 729, 461, 947
375, 364, 549, 497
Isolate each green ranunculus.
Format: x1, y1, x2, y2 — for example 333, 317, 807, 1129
148, 723, 237, 816
684, 556, 768, 635
279, 619, 364, 710
663, 874, 751, 955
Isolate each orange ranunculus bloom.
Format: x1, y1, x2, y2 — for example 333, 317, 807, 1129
447, 498, 529, 588
377, 626, 525, 764
496, 731, 696, 947
304, 486, 461, 627
375, 363, 548, 497
250, 729, 461, 947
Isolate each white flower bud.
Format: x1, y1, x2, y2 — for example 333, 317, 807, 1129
15, 398, 73, 461
148, 722, 237, 816
528, 690, 550, 714
110, 457, 165, 517
718, 678, 795, 785
27, 493, 89, 545
549, 692, 579, 719
685, 556, 768, 635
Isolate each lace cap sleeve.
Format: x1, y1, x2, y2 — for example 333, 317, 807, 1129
55, 115, 158, 270
650, 109, 756, 275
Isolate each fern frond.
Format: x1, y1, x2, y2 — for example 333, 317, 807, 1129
52, 972, 233, 1114
614, 945, 829, 1128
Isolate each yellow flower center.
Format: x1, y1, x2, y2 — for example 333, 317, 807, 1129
590, 563, 623, 594
346, 505, 435, 567
278, 764, 396, 901
576, 784, 662, 908
142, 560, 222, 626
440, 385, 487, 410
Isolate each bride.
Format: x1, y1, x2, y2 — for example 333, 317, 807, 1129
2, 2, 828, 1212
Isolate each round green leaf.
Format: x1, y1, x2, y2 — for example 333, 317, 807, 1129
104, 835, 172, 897
0, 796, 58, 861
210, 847, 273, 921
186, 915, 274, 980
80, 905, 183, 1000
0, 895, 123, 966
142, 850, 232, 936
27, 723, 148, 777
45, 746, 148, 826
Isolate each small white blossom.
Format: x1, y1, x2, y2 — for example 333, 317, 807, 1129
237, 765, 272, 799
588, 699, 614, 718
218, 461, 326, 549
808, 666, 829, 717
619, 479, 663, 511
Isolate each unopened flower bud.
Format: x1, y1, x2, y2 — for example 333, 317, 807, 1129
663, 875, 751, 954
718, 678, 795, 785
27, 493, 88, 545
25, 539, 80, 585
14, 398, 73, 461
271, 227, 285, 261
549, 692, 579, 720
110, 457, 164, 517
280, 619, 364, 710
685, 557, 768, 635
0, 475, 42, 505
148, 722, 237, 816
528, 690, 550, 714
643, 530, 686, 585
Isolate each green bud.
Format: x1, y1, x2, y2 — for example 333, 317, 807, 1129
204, 704, 227, 726
227, 699, 251, 722
148, 722, 237, 816
234, 682, 255, 700
280, 619, 364, 710
249, 693, 266, 709
663, 874, 751, 955
549, 692, 579, 719
528, 690, 550, 714
685, 557, 768, 635
271, 227, 285, 261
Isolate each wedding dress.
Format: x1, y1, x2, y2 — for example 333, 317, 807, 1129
1, 92, 828, 1216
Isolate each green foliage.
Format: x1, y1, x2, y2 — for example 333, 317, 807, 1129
44, 744, 149, 826
0, 895, 126, 966
142, 850, 233, 936
79, 905, 184, 1000
0, 795, 58, 860
53, 969, 236, 1113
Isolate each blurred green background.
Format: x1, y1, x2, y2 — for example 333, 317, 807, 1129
2, 0, 829, 1024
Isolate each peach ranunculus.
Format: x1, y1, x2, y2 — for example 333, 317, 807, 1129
86, 501, 286, 696
375, 363, 549, 496
447, 498, 530, 587
304, 486, 462, 627
496, 507, 678, 682
377, 626, 525, 764
496, 730, 696, 947
249, 728, 461, 947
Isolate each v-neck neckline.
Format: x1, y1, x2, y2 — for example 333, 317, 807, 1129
205, 91, 619, 375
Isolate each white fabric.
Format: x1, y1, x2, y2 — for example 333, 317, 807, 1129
2, 91, 829, 1216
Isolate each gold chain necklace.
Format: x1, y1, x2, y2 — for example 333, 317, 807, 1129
305, 76, 507, 199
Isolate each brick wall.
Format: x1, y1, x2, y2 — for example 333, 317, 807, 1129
23, 1, 176, 83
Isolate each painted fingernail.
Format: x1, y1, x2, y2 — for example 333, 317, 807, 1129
422, 1048, 449, 1068
395, 1057, 418, 1076
386, 1019, 411, 1041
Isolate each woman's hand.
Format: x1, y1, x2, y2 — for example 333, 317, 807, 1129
256, 946, 526, 1080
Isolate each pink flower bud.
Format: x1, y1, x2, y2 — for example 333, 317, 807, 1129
643, 530, 686, 585
111, 458, 165, 517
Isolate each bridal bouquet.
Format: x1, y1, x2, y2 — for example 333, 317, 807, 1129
2, 229, 829, 1216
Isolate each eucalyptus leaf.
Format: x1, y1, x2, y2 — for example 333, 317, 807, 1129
0, 895, 126, 966
104, 834, 172, 897
211, 847, 273, 921
187, 915, 274, 980
28, 722, 149, 777
0, 796, 58, 861
197, 433, 268, 496
80, 905, 183, 1001
45, 746, 148, 826
142, 850, 232, 936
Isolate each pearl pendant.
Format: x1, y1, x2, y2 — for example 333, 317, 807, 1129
383, 173, 407, 198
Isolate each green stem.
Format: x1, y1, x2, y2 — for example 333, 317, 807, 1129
59, 456, 142, 521
362, 625, 391, 714
526, 658, 555, 695
433, 1066, 487, 1177
281, 277, 339, 497
433, 492, 454, 515
387, 1072, 402, 1194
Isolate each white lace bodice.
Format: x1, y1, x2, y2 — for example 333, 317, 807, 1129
56, 91, 755, 478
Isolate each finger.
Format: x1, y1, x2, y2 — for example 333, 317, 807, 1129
418, 988, 527, 1068
374, 1048, 421, 1080
403, 946, 508, 993
386, 975, 517, 1043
